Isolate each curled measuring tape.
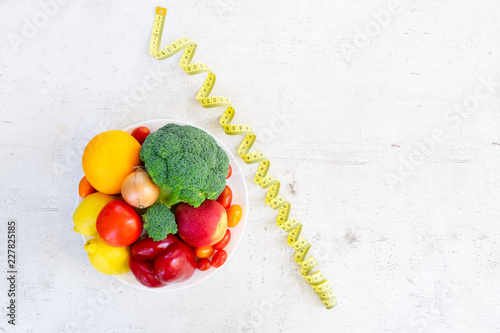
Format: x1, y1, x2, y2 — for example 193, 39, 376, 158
150, 7, 337, 309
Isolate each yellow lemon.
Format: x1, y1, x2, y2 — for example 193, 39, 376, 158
84, 235, 131, 275
73, 192, 117, 236
82, 130, 141, 194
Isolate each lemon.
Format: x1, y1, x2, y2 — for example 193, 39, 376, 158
82, 130, 141, 194
84, 235, 131, 275
73, 192, 117, 236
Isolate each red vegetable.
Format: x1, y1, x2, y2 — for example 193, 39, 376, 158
131, 236, 176, 261
154, 241, 197, 284
213, 229, 231, 251
96, 200, 143, 247
130, 234, 197, 288
131, 126, 150, 145
197, 258, 211, 271
226, 165, 232, 179
129, 257, 164, 288
217, 185, 232, 209
211, 250, 227, 268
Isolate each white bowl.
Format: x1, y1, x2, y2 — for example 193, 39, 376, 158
78, 119, 248, 291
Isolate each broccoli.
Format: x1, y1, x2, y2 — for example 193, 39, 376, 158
142, 203, 178, 241
140, 124, 229, 208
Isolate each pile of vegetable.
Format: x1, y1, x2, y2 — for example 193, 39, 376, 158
73, 124, 243, 288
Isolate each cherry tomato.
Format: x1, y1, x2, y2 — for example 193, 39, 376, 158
197, 258, 211, 271
96, 200, 143, 247
227, 205, 242, 228
194, 246, 215, 259
78, 176, 95, 198
131, 126, 151, 145
213, 229, 231, 251
211, 250, 227, 268
226, 165, 232, 179
217, 185, 232, 209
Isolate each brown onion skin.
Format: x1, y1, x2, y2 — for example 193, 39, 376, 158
121, 168, 160, 209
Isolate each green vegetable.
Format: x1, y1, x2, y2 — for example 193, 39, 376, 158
142, 203, 178, 241
140, 124, 229, 208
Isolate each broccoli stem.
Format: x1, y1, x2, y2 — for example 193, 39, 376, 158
157, 187, 182, 208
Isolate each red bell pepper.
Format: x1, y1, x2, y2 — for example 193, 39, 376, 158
129, 234, 197, 288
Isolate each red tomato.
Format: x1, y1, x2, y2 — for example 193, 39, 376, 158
131, 126, 150, 145
213, 229, 231, 251
96, 200, 143, 247
78, 176, 95, 198
194, 246, 215, 259
226, 165, 232, 179
197, 258, 211, 271
211, 250, 227, 268
217, 185, 232, 209
227, 205, 242, 228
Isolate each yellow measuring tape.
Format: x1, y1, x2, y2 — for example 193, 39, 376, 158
150, 7, 337, 309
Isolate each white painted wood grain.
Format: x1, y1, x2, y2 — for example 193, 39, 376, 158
0, 0, 499, 332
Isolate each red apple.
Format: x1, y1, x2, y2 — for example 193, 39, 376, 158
175, 200, 228, 247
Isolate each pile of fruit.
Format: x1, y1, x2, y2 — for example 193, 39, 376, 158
73, 124, 243, 288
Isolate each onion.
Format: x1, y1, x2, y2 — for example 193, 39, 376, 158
121, 167, 160, 209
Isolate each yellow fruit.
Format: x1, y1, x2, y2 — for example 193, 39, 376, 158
84, 235, 131, 275
73, 192, 117, 236
82, 130, 141, 194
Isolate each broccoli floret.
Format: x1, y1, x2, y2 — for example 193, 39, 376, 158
140, 124, 229, 208
142, 203, 178, 241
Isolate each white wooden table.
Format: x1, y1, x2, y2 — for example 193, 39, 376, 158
0, 1, 499, 332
